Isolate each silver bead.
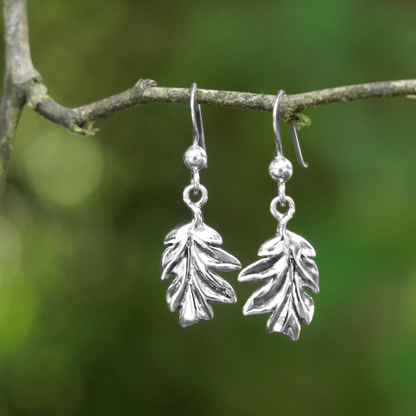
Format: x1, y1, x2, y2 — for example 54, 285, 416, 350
183, 145, 207, 171
269, 156, 293, 183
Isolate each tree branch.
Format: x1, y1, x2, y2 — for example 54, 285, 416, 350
3, 0, 416, 205
0, 0, 39, 202
27, 78, 416, 135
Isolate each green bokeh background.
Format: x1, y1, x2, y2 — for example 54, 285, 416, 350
1, 0, 416, 415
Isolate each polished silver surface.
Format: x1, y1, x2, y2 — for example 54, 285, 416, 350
183, 145, 207, 171
277, 182, 286, 206
160, 83, 241, 327
190, 83, 206, 158
238, 195, 319, 340
273, 90, 308, 168
290, 126, 308, 168
161, 187, 241, 327
269, 156, 293, 183
273, 90, 286, 158
187, 83, 207, 194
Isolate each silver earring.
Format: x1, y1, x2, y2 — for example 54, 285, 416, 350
238, 90, 319, 341
160, 83, 241, 327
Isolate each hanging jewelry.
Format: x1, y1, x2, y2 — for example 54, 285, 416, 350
238, 90, 319, 341
160, 83, 241, 327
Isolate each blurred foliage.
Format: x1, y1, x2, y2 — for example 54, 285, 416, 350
1, 0, 416, 415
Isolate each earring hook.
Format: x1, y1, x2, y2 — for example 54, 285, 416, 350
273, 90, 308, 168
190, 83, 206, 153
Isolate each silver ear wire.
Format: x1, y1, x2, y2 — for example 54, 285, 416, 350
273, 90, 308, 168
190, 83, 207, 165
186, 83, 208, 194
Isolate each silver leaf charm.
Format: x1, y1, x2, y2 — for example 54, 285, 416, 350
161, 186, 241, 327
238, 196, 319, 340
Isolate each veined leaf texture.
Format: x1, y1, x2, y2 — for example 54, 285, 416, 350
161, 219, 241, 327
238, 228, 319, 341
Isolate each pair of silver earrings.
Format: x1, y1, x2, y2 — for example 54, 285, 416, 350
160, 84, 319, 341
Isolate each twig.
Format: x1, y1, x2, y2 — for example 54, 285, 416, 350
27, 79, 416, 135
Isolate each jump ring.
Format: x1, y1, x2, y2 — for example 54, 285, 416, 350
183, 184, 208, 209
270, 195, 295, 222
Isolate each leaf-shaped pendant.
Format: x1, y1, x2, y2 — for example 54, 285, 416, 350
238, 195, 319, 340
161, 185, 241, 327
